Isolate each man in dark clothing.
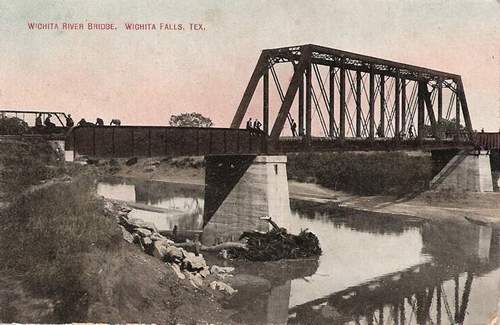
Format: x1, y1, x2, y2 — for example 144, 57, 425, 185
35, 113, 43, 127
253, 119, 262, 132
408, 125, 415, 139
291, 119, 297, 137
96, 117, 104, 126
66, 114, 74, 127
44, 114, 56, 128
246, 118, 253, 130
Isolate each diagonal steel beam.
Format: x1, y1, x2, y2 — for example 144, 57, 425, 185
231, 51, 270, 128
270, 46, 312, 139
455, 77, 474, 138
420, 81, 439, 138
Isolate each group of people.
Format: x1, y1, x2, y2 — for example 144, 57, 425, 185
246, 117, 265, 135
35, 113, 121, 128
246, 117, 300, 137
35, 113, 60, 128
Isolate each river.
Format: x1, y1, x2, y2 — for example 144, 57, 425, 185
98, 177, 499, 325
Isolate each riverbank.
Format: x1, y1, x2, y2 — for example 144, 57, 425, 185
102, 156, 500, 228
289, 180, 500, 228
0, 144, 235, 324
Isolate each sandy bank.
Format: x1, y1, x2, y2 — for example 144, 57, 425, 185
289, 180, 500, 228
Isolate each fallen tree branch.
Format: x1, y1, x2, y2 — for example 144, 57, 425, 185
172, 241, 248, 252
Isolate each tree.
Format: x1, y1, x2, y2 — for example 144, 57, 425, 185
168, 112, 213, 128
421, 118, 465, 138
0, 116, 29, 135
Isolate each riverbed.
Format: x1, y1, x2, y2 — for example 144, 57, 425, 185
98, 177, 499, 324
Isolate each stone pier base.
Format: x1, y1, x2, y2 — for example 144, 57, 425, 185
431, 150, 493, 192
202, 155, 291, 245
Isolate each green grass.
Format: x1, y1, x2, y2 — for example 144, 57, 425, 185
287, 152, 432, 196
0, 140, 121, 321
0, 176, 121, 320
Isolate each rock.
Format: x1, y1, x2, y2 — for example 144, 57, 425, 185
125, 157, 138, 166
147, 159, 161, 166
170, 263, 185, 279
186, 272, 204, 288
133, 233, 145, 251
165, 246, 184, 262
216, 273, 233, 281
152, 240, 170, 260
135, 227, 152, 237
199, 267, 210, 278
210, 265, 235, 275
119, 225, 134, 243
103, 201, 115, 215
151, 232, 169, 242
182, 252, 207, 271
209, 281, 237, 295
142, 236, 153, 246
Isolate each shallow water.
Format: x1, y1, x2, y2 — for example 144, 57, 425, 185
98, 177, 500, 325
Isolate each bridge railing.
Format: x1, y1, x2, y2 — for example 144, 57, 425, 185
67, 126, 267, 158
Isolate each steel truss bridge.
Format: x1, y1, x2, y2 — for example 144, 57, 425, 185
60, 44, 489, 157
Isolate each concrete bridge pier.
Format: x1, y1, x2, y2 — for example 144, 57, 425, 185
430, 150, 493, 192
202, 155, 291, 245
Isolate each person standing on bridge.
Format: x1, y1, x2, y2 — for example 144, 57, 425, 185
408, 125, 415, 139
66, 114, 74, 127
253, 118, 262, 133
96, 117, 104, 126
44, 114, 56, 128
246, 118, 253, 130
35, 113, 43, 127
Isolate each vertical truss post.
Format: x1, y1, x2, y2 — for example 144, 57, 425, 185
437, 78, 443, 124
339, 63, 346, 139
298, 67, 304, 136
231, 52, 268, 128
401, 78, 407, 135
417, 82, 425, 140
305, 61, 312, 144
329, 66, 335, 137
263, 68, 269, 135
379, 75, 385, 137
356, 71, 362, 137
455, 89, 461, 140
395, 74, 401, 138
369, 67, 375, 139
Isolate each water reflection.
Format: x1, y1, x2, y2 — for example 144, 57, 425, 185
97, 177, 204, 231
97, 178, 500, 324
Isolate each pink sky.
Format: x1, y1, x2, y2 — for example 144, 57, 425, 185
0, 0, 498, 131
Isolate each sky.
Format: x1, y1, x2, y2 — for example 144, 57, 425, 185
0, 0, 499, 131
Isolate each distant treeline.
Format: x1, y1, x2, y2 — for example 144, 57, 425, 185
287, 152, 432, 196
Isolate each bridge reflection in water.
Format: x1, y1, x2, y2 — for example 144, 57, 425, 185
96, 179, 499, 324
286, 222, 498, 325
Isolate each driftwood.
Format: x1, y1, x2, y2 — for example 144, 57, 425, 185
172, 241, 248, 252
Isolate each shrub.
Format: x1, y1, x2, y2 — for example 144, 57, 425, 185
0, 141, 63, 198
0, 116, 29, 135
287, 152, 432, 196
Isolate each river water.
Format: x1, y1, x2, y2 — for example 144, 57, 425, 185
98, 177, 500, 325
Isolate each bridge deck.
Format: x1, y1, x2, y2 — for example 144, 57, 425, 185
64, 126, 486, 158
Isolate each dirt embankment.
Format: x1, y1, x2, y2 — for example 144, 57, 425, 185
0, 144, 234, 324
